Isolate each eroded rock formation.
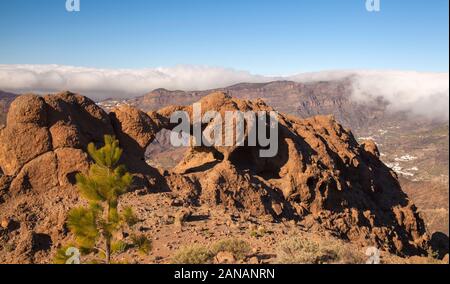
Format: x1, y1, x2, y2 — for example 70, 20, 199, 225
0, 91, 432, 263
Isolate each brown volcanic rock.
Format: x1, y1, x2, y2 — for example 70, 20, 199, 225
6, 94, 47, 126
0, 123, 52, 176
0, 91, 163, 192
49, 121, 84, 149
0, 94, 53, 176
101, 82, 449, 239
160, 92, 276, 160
110, 105, 160, 157
0, 92, 165, 263
361, 139, 380, 158
9, 152, 59, 195
43, 92, 115, 147
54, 148, 90, 187
162, 93, 430, 256
0, 91, 433, 263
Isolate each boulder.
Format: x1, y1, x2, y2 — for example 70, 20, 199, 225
55, 148, 90, 187
49, 121, 84, 149
0, 123, 52, 176
44, 92, 114, 146
9, 152, 59, 194
110, 105, 160, 156
6, 95, 47, 126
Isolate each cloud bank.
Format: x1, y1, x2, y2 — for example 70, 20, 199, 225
290, 70, 450, 120
0, 65, 272, 99
0, 64, 448, 120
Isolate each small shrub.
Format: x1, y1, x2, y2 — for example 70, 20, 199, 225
172, 245, 214, 264
211, 239, 251, 260
122, 207, 139, 226
131, 234, 152, 255
249, 226, 267, 238
111, 241, 129, 254
276, 235, 365, 264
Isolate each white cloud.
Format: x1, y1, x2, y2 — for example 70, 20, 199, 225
290, 70, 450, 121
0, 64, 448, 120
350, 71, 449, 121
0, 64, 272, 99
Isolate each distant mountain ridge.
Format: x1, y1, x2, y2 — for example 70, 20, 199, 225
112, 79, 390, 132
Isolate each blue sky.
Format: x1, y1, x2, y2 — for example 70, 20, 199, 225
0, 0, 448, 74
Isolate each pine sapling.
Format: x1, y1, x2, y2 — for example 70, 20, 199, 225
66, 135, 135, 264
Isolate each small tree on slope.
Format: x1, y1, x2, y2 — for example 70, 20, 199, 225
66, 135, 135, 264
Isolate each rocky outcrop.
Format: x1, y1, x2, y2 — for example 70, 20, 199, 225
158, 93, 430, 255
110, 105, 160, 158
0, 91, 434, 263
0, 92, 118, 263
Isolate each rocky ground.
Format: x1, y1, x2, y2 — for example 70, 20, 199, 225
101, 189, 446, 265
